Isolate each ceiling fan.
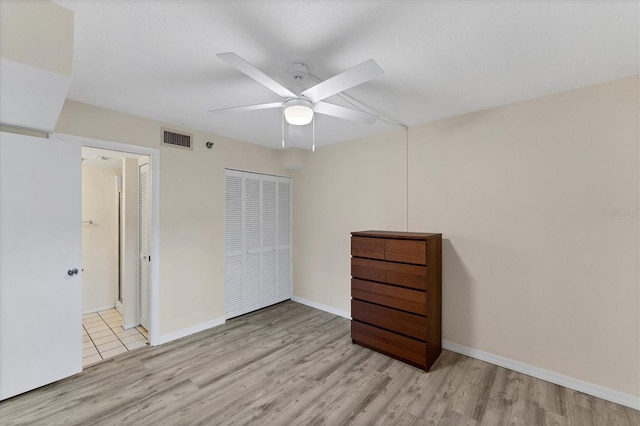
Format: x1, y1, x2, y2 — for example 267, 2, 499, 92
209, 52, 384, 149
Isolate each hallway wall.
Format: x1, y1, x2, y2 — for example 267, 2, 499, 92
82, 163, 120, 312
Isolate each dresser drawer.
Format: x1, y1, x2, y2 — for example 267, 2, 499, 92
351, 257, 426, 290
385, 239, 426, 265
351, 236, 385, 260
352, 300, 426, 341
351, 279, 426, 316
352, 321, 425, 368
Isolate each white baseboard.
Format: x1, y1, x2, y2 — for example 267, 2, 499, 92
291, 295, 351, 319
443, 340, 640, 410
154, 316, 226, 346
82, 305, 115, 315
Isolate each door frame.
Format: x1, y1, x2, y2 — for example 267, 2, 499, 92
53, 132, 161, 346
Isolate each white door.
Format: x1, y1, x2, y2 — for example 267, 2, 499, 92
0, 132, 82, 400
224, 170, 291, 319
243, 175, 261, 313
261, 178, 277, 307
225, 171, 244, 318
138, 161, 150, 329
276, 178, 291, 302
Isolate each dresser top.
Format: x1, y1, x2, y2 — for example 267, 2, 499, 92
351, 230, 442, 240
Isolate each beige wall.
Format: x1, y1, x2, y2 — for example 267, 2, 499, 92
410, 76, 639, 396
291, 129, 408, 312
82, 164, 120, 312
57, 100, 288, 334
0, 0, 73, 76
292, 76, 639, 397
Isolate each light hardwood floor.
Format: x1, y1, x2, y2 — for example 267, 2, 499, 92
1, 301, 637, 425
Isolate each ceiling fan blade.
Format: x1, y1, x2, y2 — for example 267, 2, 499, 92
217, 52, 297, 99
208, 102, 283, 113
314, 102, 379, 124
301, 59, 383, 103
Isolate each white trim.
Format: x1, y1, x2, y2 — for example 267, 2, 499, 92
122, 322, 139, 331
289, 178, 293, 306
155, 317, 226, 346
442, 340, 640, 410
291, 295, 351, 319
82, 305, 115, 315
52, 132, 161, 346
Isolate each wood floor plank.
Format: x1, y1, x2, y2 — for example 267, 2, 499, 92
0, 301, 637, 426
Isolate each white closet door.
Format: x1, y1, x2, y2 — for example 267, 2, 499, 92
225, 170, 291, 319
224, 171, 243, 319
261, 178, 277, 307
138, 162, 150, 329
276, 178, 292, 302
243, 175, 261, 313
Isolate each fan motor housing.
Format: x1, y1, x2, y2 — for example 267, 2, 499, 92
288, 63, 309, 81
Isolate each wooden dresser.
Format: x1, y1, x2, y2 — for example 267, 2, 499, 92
350, 230, 442, 371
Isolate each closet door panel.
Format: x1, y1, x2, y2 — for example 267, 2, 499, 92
243, 253, 261, 312
244, 176, 261, 251
277, 247, 291, 301
262, 250, 277, 306
224, 172, 244, 319
277, 180, 290, 248
262, 179, 276, 248
225, 174, 243, 253
243, 176, 261, 313
276, 178, 291, 301
225, 170, 291, 318
224, 255, 243, 318
261, 178, 277, 307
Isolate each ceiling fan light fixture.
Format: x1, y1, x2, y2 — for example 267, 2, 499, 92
284, 99, 314, 126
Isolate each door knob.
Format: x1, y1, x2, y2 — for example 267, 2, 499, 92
67, 268, 79, 276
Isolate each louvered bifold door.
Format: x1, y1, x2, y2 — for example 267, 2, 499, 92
225, 170, 291, 318
261, 177, 277, 307
225, 171, 244, 319
276, 178, 292, 302
243, 175, 262, 314
139, 162, 150, 329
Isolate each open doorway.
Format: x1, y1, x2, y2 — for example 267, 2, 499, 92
80, 147, 150, 367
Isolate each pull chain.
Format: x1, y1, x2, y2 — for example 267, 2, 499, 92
281, 106, 285, 149
312, 117, 315, 152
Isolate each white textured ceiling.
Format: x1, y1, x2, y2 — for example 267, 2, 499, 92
53, 0, 638, 150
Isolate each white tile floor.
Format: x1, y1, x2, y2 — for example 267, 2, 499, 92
82, 308, 148, 368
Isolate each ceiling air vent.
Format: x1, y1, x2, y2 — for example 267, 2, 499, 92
162, 128, 193, 150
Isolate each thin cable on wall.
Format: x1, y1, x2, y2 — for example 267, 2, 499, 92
406, 126, 409, 232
